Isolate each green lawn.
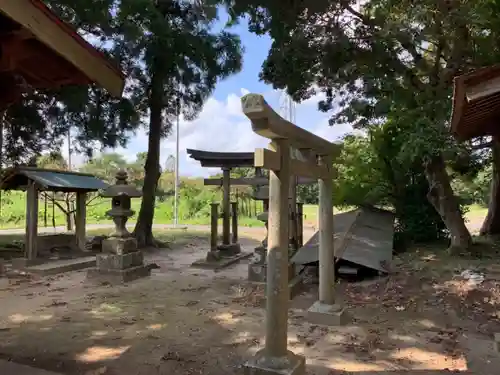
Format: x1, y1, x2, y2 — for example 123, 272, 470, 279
465, 204, 488, 220
0, 188, 488, 230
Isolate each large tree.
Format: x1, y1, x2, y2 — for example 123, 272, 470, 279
224, 0, 500, 251
110, 0, 242, 246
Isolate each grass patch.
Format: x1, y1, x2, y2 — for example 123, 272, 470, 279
465, 204, 487, 220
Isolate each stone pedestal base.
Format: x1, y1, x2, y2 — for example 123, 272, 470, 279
102, 236, 138, 255
306, 301, 350, 326
87, 237, 150, 284
217, 242, 241, 256
12, 257, 44, 270
243, 349, 305, 375
191, 251, 252, 271
87, 264, 151, 284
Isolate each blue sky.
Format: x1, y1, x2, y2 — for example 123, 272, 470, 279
73, 16, 353, 177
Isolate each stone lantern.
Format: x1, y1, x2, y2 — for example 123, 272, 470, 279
87, 170, 151, 284
247, 182, 269, 282
253, 183, 269, 261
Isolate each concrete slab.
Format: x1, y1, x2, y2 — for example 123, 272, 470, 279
0, 359, 63, 375
306, 301, 350, 326
24, 256, 96, 276
191, 251, 252, 271
243, 349, 305, 375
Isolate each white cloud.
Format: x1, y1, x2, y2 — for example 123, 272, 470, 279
75, 89, 354, 177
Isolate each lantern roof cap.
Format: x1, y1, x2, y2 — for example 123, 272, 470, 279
100, 170, 142, 198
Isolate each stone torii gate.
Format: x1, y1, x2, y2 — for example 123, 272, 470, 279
240, 94, 345, 375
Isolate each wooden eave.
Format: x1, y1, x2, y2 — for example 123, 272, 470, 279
0, 0, 125, 97
450, 65, 500, 141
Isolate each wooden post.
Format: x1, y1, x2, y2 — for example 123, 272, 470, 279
210, 203, 219, 251
297, 202, 304, 248
75, 192, 87, 251
25, 181, 39, 260
318, 155, 335, 305
222, 167, 231, 245
289, 174, 298, 250
265, 139, 290, 358
289, 148, 299, 250
231, 201, 238, 244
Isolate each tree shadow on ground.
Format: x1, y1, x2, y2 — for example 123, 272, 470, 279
306, 365, 474, 374
0, 237, 498, 375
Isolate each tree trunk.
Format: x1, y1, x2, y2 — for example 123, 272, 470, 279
133, 67, 164, 248
480, 137, 500, 236
65, 198, 74, 231
424, 155, 472, 252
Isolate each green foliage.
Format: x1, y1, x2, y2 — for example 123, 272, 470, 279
36, 152, 68, 170
0, 183, 263, 228
223, 0, 500, 246
452, 165, 492, 207
297, 183, 318, 205
332, 128, 448, 244
333, 135, 389, 208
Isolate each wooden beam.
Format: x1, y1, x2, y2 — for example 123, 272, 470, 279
254, 148, 280, 171
241, 94, 341, 156
0, 0, 125, 97
466, 75, 500, 102
255, 148, 334, 179
204, 177, 269, 186
291, 159, 333, 179
204, 176, 316, 186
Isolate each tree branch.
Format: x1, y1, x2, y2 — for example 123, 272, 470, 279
471, 141, 494, 150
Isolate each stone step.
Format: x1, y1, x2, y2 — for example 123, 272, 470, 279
26, 256, 96, 276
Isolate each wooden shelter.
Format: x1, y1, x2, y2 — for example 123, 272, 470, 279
0, 0, 125, 109
1, 167, 108, 265
451, 65, 500, 141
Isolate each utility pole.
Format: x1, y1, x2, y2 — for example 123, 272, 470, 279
67, 128, 72, 170
174, 96, 181, 227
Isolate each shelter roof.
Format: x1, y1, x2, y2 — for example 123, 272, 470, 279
0, 166, 108, 192
450, 64, 500, 140
0, 0, 125, 109
187, 149, 255, 168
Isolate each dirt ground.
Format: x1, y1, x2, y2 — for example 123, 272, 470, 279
0, 228, 500, 375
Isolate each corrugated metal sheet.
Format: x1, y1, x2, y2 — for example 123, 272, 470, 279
24, 169, 108, 191
451, 65, 500, 141
340, 209, 394, 273
1, 167, 108, 192
291, 207, 395, 273
291, 210, 359, 265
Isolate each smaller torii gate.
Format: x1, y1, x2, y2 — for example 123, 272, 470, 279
240, 94, 346, 375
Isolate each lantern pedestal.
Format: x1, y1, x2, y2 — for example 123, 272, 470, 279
88, 237, 151, 284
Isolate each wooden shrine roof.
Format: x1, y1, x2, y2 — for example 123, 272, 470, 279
0, 166, 108, 192
187, 149, 255, 168
451, 65, 500, 141
0, 0, 125, 109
